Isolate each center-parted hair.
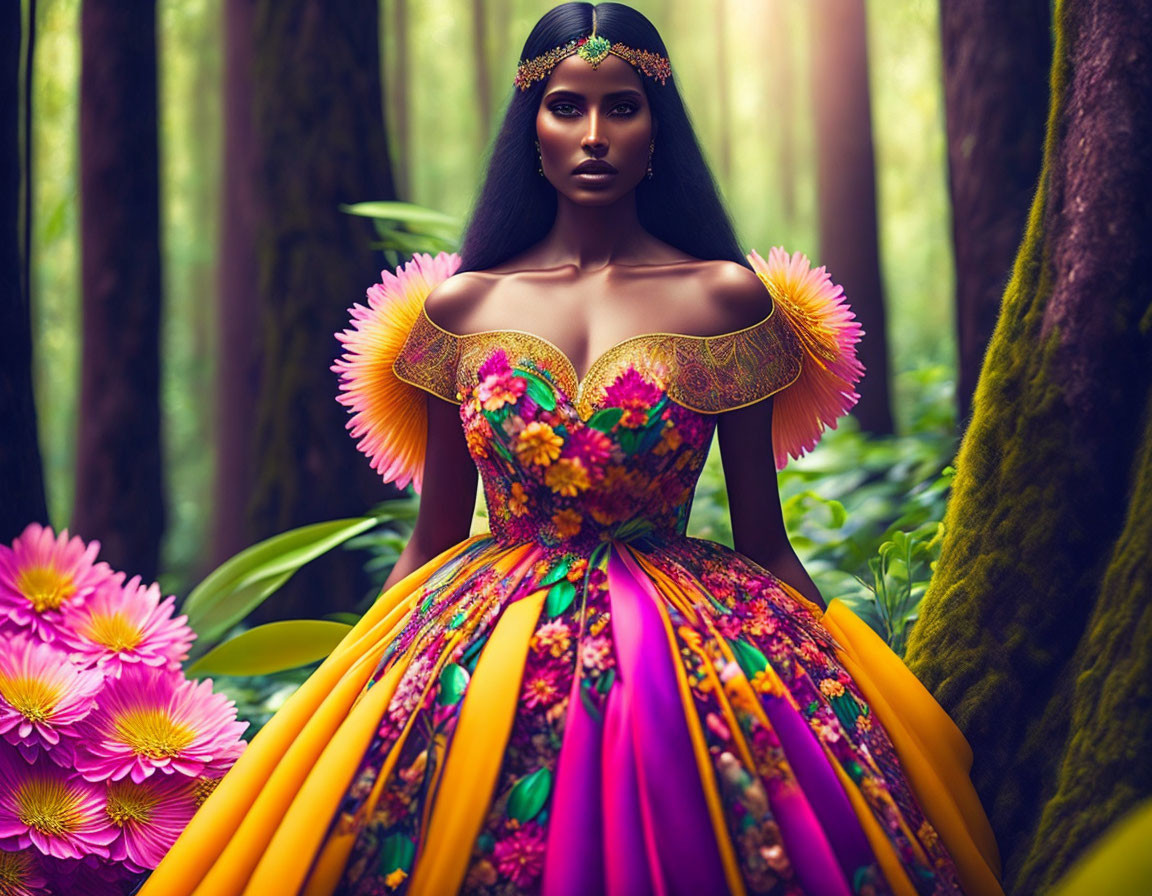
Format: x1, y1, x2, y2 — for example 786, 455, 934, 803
458, 2, 746, 272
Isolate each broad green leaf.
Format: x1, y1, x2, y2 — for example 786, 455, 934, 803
438, 663, 470, 705
341, 200, 462, 231
545, 580, 576, 617
727, 638, 769, 678
186, 620, 353, 677
506, 767, 553, 822
183, 516, 379, 644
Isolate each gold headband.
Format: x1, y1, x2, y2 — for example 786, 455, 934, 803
513, 27, 671, 91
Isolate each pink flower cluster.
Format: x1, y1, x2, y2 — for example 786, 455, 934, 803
0, 523, 247, 892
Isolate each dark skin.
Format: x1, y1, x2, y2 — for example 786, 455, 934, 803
384, 55, 824, 610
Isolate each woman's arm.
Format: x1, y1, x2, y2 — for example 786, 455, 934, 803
381, 394, 478, 590
717, 396, 825, 610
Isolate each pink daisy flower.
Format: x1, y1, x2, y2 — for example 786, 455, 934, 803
0, 748, 117, 860
0, 846, 49, 896
333, 251, 462, 493
602, 368, 662, 428
72, 667, 247, 784
104, 774, 199, 872
477, 348, 512, 381
0, 524, 116, 643
747, 248, 864, 468
492, 821, 547, 888
59, 576, 195, 675
520, 664, 563, 710
0, 635, 104, 764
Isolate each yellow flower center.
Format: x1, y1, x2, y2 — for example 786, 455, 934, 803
15, 775, 84, 837
0, 675, 62, 724
84, 611, 144, 652
0, 848, 36, 890
105, 779, 160, 827
113, 709, 196, 759
16, 565, 76, 613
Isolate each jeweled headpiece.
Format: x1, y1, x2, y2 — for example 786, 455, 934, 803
513, 12, 672, 90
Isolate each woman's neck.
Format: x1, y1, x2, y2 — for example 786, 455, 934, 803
538, 191, 648, 270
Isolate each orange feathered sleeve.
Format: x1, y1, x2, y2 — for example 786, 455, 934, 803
332, 252, 462, 494
747, 248, 864, 469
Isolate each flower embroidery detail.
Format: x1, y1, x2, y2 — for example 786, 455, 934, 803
508, 482, 529, 516
552, 509, 582, 539
544, 458, 591, 496
515, 422, 564, 467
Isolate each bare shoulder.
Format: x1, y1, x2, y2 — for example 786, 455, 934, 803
422, 271, 494, 333
694, 260, 771, 331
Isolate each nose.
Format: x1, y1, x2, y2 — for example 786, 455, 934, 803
581, 110, 608, 157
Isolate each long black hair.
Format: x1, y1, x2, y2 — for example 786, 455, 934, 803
458, 2, 746, 272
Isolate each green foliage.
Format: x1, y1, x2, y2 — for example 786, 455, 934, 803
690, 364, 958, 653
341, 200, 463, 269
187, 619, 353, 677
182, 516, 381, 651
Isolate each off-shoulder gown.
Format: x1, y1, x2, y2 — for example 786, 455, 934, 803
142, 251, 1003, 896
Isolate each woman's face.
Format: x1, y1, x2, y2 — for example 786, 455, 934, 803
535, 54, 654, 206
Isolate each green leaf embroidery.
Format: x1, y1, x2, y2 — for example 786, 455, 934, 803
438, 663, 470, 705
545, 580, 577, 617
505, 767, 553, 822
587, 407, 624, 432
520, 370, 558, 411
379, 833, 415, 875
727, 638, 770, 679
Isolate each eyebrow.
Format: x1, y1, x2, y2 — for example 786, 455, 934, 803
543, 88, 645, 102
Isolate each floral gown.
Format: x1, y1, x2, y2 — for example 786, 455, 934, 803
142, 252, 1002, 896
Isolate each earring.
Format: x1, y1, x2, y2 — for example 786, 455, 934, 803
646, 139, 655, 179
535, 140, 544, 176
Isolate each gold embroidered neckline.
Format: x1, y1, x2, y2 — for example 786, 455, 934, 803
420, 299, 780, 412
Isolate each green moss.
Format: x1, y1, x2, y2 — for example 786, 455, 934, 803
906, 1, 1152, 888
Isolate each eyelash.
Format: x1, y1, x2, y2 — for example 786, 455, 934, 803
549, 102, 639, 118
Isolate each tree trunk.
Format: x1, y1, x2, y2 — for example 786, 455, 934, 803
0, 0, 49, 543
239, 0, 396, 619
211, 0, 261, 567
905, 2, 1152, 891
74, 0, 164, 578
940, 0, 1050, 425
809, 0, 893, 435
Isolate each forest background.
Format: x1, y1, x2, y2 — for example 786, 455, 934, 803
4, 0, 1151, 893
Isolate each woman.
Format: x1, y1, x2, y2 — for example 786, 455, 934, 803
144, 4, 1002, 894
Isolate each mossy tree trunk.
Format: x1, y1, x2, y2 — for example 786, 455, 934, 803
809, 0, 893, 435
74, 0, 165, 578
940, 0, 1050, 425
1, 0, 49, 542
239, 0, 396, 619
905, 1, 1152, 891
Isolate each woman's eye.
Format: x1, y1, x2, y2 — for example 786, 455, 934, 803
550, 103, 579, 117
610, 103, 638, 116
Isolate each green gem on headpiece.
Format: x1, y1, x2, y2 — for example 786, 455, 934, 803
577, 35, 612, 68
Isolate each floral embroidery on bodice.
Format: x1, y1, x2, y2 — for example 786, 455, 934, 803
394, 303, 806, 548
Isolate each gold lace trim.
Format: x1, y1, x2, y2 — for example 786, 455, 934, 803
576, 306, 804, 417
395, 300, 805, 416
392, 308, 461, 404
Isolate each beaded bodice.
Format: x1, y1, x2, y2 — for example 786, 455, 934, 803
394, 303, 804, 549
